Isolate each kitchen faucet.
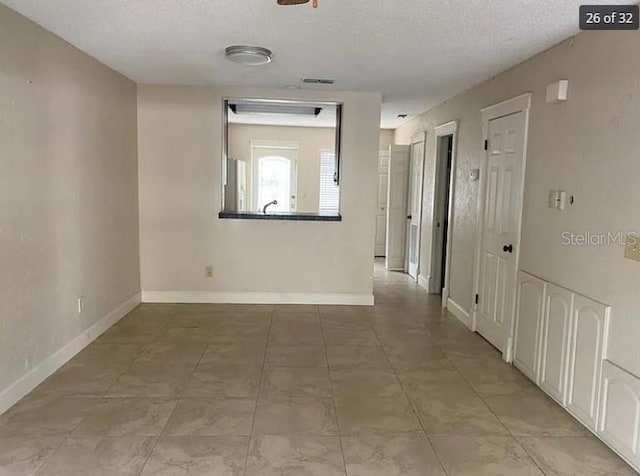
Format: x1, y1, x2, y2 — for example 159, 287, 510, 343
262, 200, 278, 213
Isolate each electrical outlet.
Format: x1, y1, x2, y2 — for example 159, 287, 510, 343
624, 235, 640, 262
205, 266, 214, 278
77, 296, 85, 314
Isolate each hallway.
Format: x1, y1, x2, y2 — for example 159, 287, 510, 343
0, 261, 633, 475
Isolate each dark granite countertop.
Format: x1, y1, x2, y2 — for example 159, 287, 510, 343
218, 211, 342, 222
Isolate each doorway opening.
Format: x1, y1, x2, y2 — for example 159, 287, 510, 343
431, 134, 454, 295
429, 120, 458, 305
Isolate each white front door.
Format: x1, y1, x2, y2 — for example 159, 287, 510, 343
476, 111, 526, 353
406, 138, 425, 279
385, 145, 410, 270
375, 151, 389, 257
252, 147, 298, 212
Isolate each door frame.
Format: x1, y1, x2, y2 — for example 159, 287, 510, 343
430, 120, 458, 302
471, 93, 531, 362
405, 132, 427, 279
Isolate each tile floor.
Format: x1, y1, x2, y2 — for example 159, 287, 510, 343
0, 260, 635, 475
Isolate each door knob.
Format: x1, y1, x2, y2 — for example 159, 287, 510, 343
503, 244, 514, 253
407, 215, 412, 220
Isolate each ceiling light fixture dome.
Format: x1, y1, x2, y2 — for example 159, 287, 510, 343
225, 45, 273, 66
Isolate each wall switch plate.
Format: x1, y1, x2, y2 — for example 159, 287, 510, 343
557, 191, 567, 210
77, 296, 85, 314
205, 266, 214, 278
548, 190, 569, 210
624, 236, 640, 262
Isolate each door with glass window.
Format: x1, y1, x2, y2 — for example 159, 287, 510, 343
252, 147, 298, 212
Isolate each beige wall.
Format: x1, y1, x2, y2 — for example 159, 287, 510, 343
395, 31, 640, 375
138, 86, 381, 299
379, 129, 394, 150
228, 124, 336, 213
0, 6, 139, 395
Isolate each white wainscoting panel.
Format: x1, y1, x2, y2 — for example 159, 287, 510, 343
566, 294, 611, 430
514, 273, 639, 472
540, 283, 574, 405
513, 272, 546, 384
598, 360, 640, 471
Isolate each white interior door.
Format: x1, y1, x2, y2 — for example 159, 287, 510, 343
375, 151, 389, 257
385, 145, 410, 270
406, 138, 425, 279
476, 111, 526, 353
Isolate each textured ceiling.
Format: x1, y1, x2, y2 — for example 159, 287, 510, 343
1, 0, 633, 128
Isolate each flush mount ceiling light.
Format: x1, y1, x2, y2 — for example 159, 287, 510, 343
225, 45, 273, 66
277, 0, 318, 7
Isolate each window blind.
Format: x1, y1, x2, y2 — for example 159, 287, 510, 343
319, 150, 340, 214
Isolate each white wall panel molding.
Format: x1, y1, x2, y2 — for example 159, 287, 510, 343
567, 295, 611, 430
599, 360, 640, 472
513, 272, 640, 471
540, 283, 574, 405
513, 271, 546, 383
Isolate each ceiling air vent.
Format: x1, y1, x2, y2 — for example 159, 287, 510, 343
302, 78, 335, 85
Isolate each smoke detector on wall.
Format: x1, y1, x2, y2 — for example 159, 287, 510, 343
225, 45, 273, 66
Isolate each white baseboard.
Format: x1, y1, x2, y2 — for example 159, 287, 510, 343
0, 292, 141, 416
446, 297, 472, 328
142, 291, 375, 306
417, 274, 430, 291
